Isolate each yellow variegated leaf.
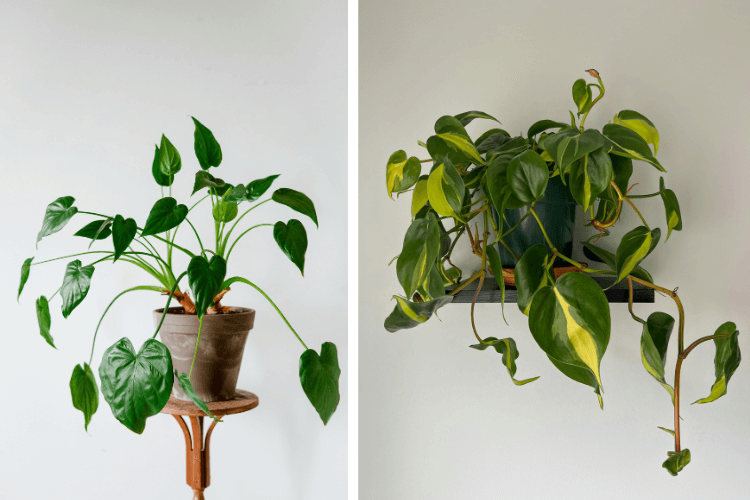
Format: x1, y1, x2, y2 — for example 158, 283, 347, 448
411, 177, 429, 217
613, 110, 660, 155
386, 150, 421, 199
427, 162, 465, 222
437, 132, 485, 165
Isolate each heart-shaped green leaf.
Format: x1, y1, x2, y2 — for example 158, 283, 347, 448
158, 134, 181, 176
272, 188, 318, 227
641, 312, 676, 403
453, 110, 500, 126
615, 226, 654, 283
274, 219, 308, 276
37, 196, 78, 248
435, 115, 484, 165
192, 117, 222, 170
599, 154, 633, 203
18, 257, 33, 301
485, 154, 524, 211
529, 272, 610, 404
469, 337, 539, 386
212, 201, 238, 223
192, 170, 225, 196
61, 260, 95, 318
187, 255, 226, 318
694, 323, 741, 404
245, 174, 280, 202
426, 135, 471, 166
36, 295, 54, 348
659, 178, 682, 241
663, 449, 690, 476
568, 148, 613, 211
613, 110, 660, 155
397, 212, 440, 298
141, 197, 188, 236
112, 215, 137, 262
299, 342, 341, 425
410, 176, 429, 217
581, 241, 653, 283
386, 150, 421, 199
548, 355, 604, 408
427, 158, 465, 221
99, 338, 173, 434
175, 372, 222, 422
222, 184, 246, 203
506, 149, 549, 204
527, 120, 568, 139
540, 128, 605, 175
514, 244, 549, 315
572, 79, 592, 114
151, 144, 173, 187
70, 362, 99, 431
383, 295, 453, 332
74, 219, 112, 241
603, 123, 664, 172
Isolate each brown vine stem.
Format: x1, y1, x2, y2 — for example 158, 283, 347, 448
626, 276, 645, 323
470, 213, 491, 343
448, 270, 484, 296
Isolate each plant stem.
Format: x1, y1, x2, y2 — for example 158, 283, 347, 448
629, 277, 685, 352
188, 316, 204, 380
628, 190, 667, 199
529, 207, 554, 249
497, 238, 518, 262
470, 216, 490, 343
151, 272, 189, 339
681, 334, 732, 359
225, 223, 274, 261
579, 73, 605, 131
626, 276, 645, 323
183, 218, 206, 257
49, 286, 62, 301
448, 270, 484, 296
222, 199, 272, 247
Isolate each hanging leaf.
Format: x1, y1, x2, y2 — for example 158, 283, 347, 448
603, 124, 665, 172
299, 342, 341, 425
192, 170, 225, 195
396, 212, 440, 298
386, 150, 421, 199
659, 178, 682, 241
141, 197, 188, 236
176, 372, 222, 422
540, 128, 605, 174
70, 363, 99, 431
61, 260, 95, 318
36, 196, 78, 248
18, 257, 33, 301
640, 312, 676, 403
613, 110, 660, 155
272, 188, 318, 227
506, 150, 549, 204
469, 337, 539, 385
246, 174, 280, 202
663, 449, 691, 476
694, 323, 741, 404
417, 265, 445, 301
383, 295, 453, 332
99, 338, 173, 434
514, 244, 549, 315
572, 79, 592, 114
548, 355, 603, 408
614, 226, 655, 283
36, 295, 54, 348
273, 219, 308, 276
484, 154, 524, 211
453, 110, 501, 126
187, 255, 227, 319
191, 117, 222, 170
151, 144, 173, 187
158, 134, 181, 176
568, 147, 613, 212
212, 201, 238, 223
426, 158, 465, 222
527, 120, 568, 139
581, 241, 653, 283
528, 273, 610, 404
111, 215, 137, 262
411, 176, 429, 217
74, 219, 112, 241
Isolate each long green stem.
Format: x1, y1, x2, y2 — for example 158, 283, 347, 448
225, 224, 274, 261
49, 285, 62, 301
579, 73, 605, 131
151, 272, 189, 339
222, 199, 272, 249
529, 207, 555, 249
448, 270, 484, 296
188, 317, 204, 380
183, 218, 205, 257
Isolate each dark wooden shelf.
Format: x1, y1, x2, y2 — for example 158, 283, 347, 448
446, 275, 654, 304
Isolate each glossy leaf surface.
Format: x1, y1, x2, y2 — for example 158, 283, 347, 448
37, 196, 78, 248
396, 212, 440, 298
540, 128, 604, 174
514, 244, 549, 315
187, 255, 226, 318
410, 176, 429, 217
212, 201, 238, 223
506, 150, 549, 204
572, 79, 592, 114
485, 154, 524, 211
61, 260, 94, 318
548, 355, 603, 408
112, 215, 137, 262
74, 219, 112, 240
603, 124, 664, 172
141, 197, 188, 236
454, 110, 500, 126
273, 219, 308, 276
18, 257, 33, 301
176, 372, 221, 422
614, 226, 654, 283
158, 134, 181, 175
694, 323, 741, 404
426, 135, 470, 166
640, 312, 676, 403
272, 188, 318, 227
151, 144, 173, 187
99, 338, 173, 434
192, 117, 222, 170
469, 337, 539, 385
246, 174, 280, 201
300, 342, 341, 425
383, 295, 453, 332
427, 160, 465, 221
70, 363, 99, 431
192, 171, 225, 195
613, 110, 660, 154
386, 150, 421, 199
568, 148, 613, 211
659, 178, 682, 241
581, 241, 653, 283
527, 120, 568, 138
36, 295, 54, 348
435, 116, 484, 164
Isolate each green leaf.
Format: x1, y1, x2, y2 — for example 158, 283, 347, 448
548, 355, 603, 408
36, 196, 78, 248
417, 265, 445, 300
453, 110, 500, 126
151, 144, 173, 187
191, 117, 222, 170
411, 176, 429, 217
383, 295, 453, 332
246, 174, 280, 202
568, 148, 613, 211
212, 201, 238, 223
222, 184, 247, 203
70, 363, 99, 431
192, 170, 225, 196
99, 338, 173, 434
529, 272, 610, 403
657, 426, 675, 436
603, 123, 665, 172
527, 120, 568, 139
614, 226, 654, 283
484, 154, 525, 211
641, 312, 676, 403
111, 215, 137, 262
141, 197, 188, 236
659, 178, 682, 241
581, 241, 653, 283
694, 323, 741, 404
36, 295, 54, 348
300, 342, 341, 425
572, 79, 592, 114
514, 244, 549, 315
176, 372, 222, 422
273, 219, 308, 276
485, 245, 506, 321
74, 219, 112, 241
386, 150, 421, 199
158, 134, 181, 176
506, 150, 549, 204
272, 188, 318, 227
209, 183, 233, 197
187, 255, 226, 319
540, 128, 605, 174
61, 260, 95, 318
397, 212, 440, 298
469, 337, 539, 385
475, 129, 509, 155
427, 159, 465, 221
426, 135, 470, 166
613, 110, 660, 155
663, 449, 690, 476
442, 266, 462, 286
18, 257, 33, 301
599, 154, 633, 203
435, 115, 484, 165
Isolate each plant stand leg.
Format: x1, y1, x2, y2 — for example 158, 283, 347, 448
172, 415, 221, 499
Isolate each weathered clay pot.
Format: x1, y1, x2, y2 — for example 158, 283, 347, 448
154, 306, 255, 403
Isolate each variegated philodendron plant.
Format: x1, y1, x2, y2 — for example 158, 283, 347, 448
383, 69, 741, 475
18, 117, 340, 434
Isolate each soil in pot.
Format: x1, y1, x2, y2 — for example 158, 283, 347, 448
154, 306, 255, 403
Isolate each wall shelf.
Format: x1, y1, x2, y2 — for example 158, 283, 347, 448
447, 275, 654, 304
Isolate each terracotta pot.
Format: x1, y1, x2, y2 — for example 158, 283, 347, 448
154, 306, 255, 403
498, 264, 584, 286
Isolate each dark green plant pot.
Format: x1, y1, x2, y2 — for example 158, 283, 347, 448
492, 175, 576, 267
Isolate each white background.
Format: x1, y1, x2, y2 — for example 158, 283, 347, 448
359, 0, 750, 498
0, 1, 347, 499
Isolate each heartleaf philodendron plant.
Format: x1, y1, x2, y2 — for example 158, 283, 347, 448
383, 69, 741, 475
18, 117, 340, 433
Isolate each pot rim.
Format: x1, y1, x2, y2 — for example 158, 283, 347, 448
153, 306, 256, 316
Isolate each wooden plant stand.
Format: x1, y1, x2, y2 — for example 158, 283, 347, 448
160, 389, 259, 499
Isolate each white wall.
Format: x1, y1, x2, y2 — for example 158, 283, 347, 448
0, 1, 347, 499
359, 0, 750, 498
